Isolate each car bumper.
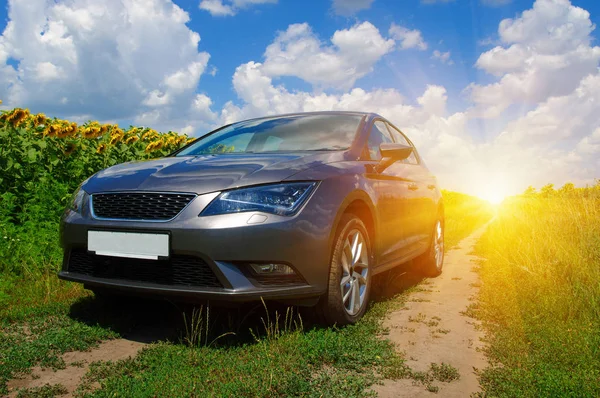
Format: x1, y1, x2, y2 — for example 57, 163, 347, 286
58, 271, 321, 303
59, 189, 339, 304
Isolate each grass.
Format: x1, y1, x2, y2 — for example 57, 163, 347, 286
74, 301, 407, 397
15, 383, 68, 398
441, 190, 495, 250
403, 362, 460, 392
473, 194, 600, 397
1, 191, 492, 396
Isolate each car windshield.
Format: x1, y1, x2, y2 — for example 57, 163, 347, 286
176, 114, 363, 156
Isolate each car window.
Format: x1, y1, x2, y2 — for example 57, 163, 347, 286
263, 135, 284, 151
176, 114, 363, 155
386, 123, 419, 165
204, 132, 253, 153
367, 121, 394, 160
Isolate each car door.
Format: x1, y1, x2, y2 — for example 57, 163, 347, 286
385, 122, 437, 251
366, 120, 414, 266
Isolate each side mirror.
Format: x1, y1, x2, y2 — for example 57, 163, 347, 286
380, 143, 413, 161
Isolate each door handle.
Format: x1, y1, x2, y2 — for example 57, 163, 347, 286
408, 183, 419, 191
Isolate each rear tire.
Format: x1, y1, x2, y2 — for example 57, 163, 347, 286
414, 218, 444, 277
316, 214, 372, 326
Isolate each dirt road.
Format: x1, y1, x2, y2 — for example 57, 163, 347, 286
373, 224, 489, 397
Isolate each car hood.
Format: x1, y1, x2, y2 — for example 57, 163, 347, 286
83, 152, 346, 195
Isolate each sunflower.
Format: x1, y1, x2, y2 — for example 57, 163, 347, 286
176, 135, 187, 145
96, 144, 107, 154
145, 139, 164, 153
125, 135, 139, 145
109, 133, 123, 145
32, 113, 47, 127
100, 124, 110, 135
55, 121, 77, 138
141, 129, 159, 141
44, 123, 62, 138
166, 136, 177, 146
83, 126, 102, 139
185, 138, 195, 145
67, 122, 78, 137
6, 108, 30, 127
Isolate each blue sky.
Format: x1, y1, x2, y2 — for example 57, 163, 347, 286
0, 0, 599, 197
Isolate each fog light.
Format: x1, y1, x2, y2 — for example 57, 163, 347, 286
249, 263, 295, 275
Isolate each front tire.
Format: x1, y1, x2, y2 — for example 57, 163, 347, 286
317, 215, 372, 326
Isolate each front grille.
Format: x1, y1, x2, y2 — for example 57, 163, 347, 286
91, 192, 196, 221
67, 250, 222, 288
253, 275, 306, 287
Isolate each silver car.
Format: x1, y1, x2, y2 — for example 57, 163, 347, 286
59, 112, 444, 325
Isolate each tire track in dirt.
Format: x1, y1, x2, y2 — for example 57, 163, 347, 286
374, 223, 490, 397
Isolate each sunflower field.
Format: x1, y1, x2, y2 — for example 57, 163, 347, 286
0, 107, 193, 207
0, 106, 193, 303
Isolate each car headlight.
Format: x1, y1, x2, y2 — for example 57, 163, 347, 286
69, 187, 88, 213
201, 182, 317, 217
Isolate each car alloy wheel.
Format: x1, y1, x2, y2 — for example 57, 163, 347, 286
433, 220, 444, 271
316, 214, 372, 326
340, 229, 369, 316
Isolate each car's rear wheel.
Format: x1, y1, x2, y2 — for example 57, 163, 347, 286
414, 218, 444, 277
317, 214, 372, 326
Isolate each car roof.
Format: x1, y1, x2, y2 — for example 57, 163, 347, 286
232, 111, 382, 125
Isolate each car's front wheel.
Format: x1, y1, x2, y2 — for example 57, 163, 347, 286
317, 214, 372, 326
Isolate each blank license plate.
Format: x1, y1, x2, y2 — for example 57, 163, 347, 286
88, 231, 169, 260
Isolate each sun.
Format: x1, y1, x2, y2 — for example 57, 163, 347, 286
475, 178, 513, 205
478, 189, 507, 205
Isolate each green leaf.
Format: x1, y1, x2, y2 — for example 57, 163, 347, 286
36, 140, 47, 150
27, 148, 37, 162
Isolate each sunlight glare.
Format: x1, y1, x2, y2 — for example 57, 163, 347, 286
476, 176, 513, 205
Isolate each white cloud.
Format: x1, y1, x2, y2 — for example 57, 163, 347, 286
0, 0, 210, 125
260, 22, 394, 91
199, 0, 235, 16
432, 50, 453, 64
191, 93, 218, 122
468, 0, 600, 118
417, 84, 447, 116
576, 127, 600, 155
389, 24, 427, 50
497, 73, 600, 146
34, 61, 63, 81
143, 90, 171, 107
199, 0, 276, 17
332, 0, 374, 16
